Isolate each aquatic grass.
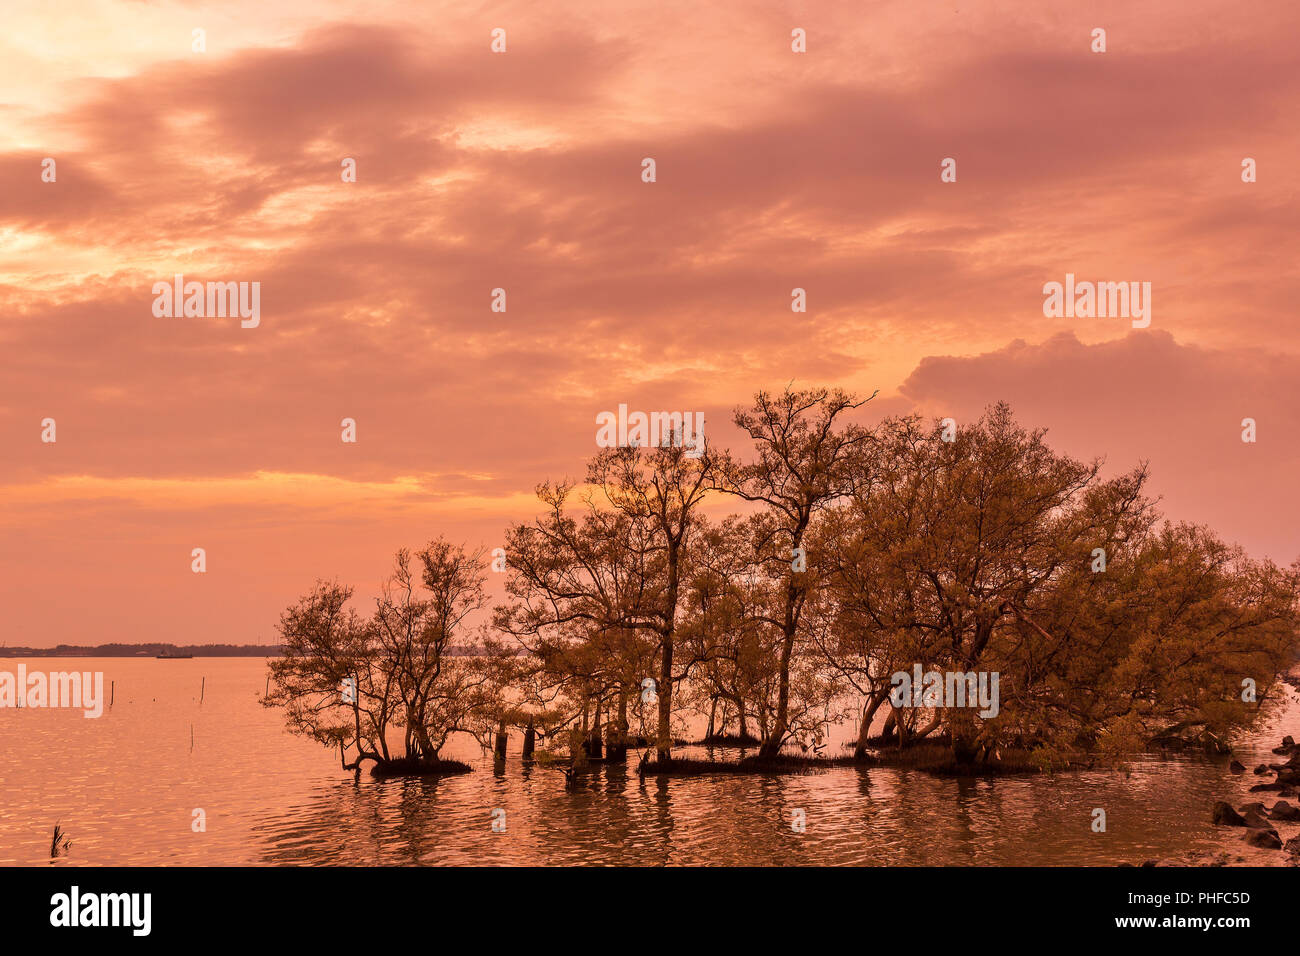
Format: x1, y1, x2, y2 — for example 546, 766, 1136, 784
367, 756, 473, 778
50, 823, 72, 858
688, 732, 764, 748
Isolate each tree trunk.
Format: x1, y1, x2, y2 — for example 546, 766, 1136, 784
656, 634, 673, 761
950, 633, 986, 764
588, 697, 603, 759
882, 706, 909, 749
950, 710, 978, 764
608, 687, 629, 759
761, 628, 796, 757
853, 690, 888, 758
494, 719, 507, 760
952, 736, 978, 764
412, 707, 436, 759
914, 712, 942, 741
656, 539, 683, 764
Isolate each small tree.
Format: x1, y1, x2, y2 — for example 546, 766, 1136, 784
265, 539, 500, 772
714, 385, 875, 756
264, 581, 393, 770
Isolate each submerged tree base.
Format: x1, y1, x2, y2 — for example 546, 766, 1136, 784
367, 757, 473, 778
640, 753, 872, 776
532, 749, 636, 768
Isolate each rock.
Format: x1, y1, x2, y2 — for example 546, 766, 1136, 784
1250, 782, 1286, 792
1244, 828, 1283, 850
1285, 735, 1296, 748
1269, 800, 1300, 821
1239, 802, 1268, 816
1141, 859, 1158, 867
1253, 763, 1270, 775
1213, 801, 1247, 826
1229, 760, 1246, 774
1243, 809, 1274, 830
1285, 835, 1300, 856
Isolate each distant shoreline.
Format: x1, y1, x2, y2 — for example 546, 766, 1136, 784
0, 644, 282, 658
0, 643, 491, 658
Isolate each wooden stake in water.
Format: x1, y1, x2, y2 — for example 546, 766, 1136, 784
110, 681, 115, 709
200, 676, 205, 704
190, 723, 194, 752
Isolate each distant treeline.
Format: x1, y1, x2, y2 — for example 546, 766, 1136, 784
1, 643, 282, 658
1, 642, 494, 658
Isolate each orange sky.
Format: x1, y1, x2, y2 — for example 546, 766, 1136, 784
2, 0, 1297, 646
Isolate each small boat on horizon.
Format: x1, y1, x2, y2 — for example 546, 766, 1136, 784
155, 653, 193, 659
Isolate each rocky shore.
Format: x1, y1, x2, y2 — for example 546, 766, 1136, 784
1210, 734, 1300, 862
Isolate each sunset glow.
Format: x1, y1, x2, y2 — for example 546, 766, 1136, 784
3, 0, 1297, 648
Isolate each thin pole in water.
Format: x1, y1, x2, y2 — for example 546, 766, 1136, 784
110, 681, 115, 709
200, 676, 205, 704
190, 723, 194, 752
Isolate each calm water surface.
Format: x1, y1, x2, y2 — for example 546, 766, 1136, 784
2, 658, 1297, 866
